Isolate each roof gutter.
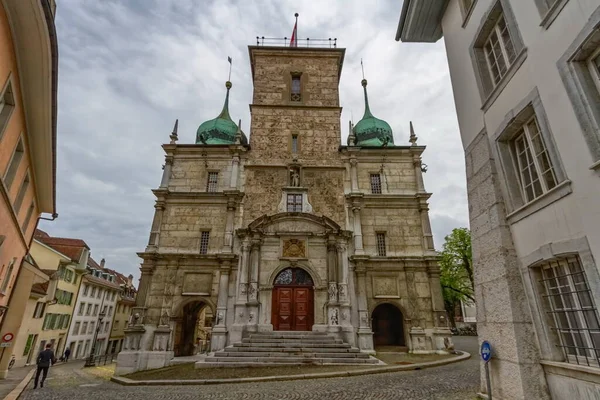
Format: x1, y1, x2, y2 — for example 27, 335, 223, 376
395, 0, 412, 41
40, 0, 59, 216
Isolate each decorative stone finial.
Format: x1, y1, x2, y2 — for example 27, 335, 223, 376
409, 121, 418, 146
225, 80, 232, 89
169, 119, 179, 144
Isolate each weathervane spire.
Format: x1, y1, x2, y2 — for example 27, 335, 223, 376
361, 58, 365, 80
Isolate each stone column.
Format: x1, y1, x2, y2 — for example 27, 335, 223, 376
350, 157, 359, 192
211, 261, 231, 351
146, 201, 165, 251
427, 263, 453, 353
327, 239, 340, 331
222, 198, 236, 253
247, 238, 261, 331
419, 201, 435, 251
159, 155, 173, 188
354, 260, 374, 353
230, 153, 240, 189
235, 239, 251, 305
352, 203, 365, 255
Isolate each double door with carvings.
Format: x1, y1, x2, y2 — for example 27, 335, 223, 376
271, 268, 314, 331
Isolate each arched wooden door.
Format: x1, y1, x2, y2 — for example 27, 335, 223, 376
272, 268, 314, 331
372, 303, 405, 346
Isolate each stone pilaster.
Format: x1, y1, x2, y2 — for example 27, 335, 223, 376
326, 238, 340, 331
247, 238, 261, 331
350, 157, 359, 191
350, 197, 365, 255
354, 259, 374, 353
159, 155, 173, 188
146, 200, 165, 251
419, 200, 435, 251
466, 131, 550, 399
222, 197, 236, 253
211, 261, 231, 352
230, 153, 240, 189
413, 154, 425, 193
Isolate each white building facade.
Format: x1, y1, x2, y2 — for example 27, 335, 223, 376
398, 1, 600, 399
65, 258, 120, 359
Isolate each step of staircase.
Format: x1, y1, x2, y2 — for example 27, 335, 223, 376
195, 331, 381, 368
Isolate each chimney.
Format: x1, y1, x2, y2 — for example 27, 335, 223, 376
100, 258, 105, 268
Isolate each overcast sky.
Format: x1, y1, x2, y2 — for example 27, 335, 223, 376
40, 0, 469, 282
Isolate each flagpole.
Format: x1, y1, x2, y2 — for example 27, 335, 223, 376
295, 12, 298, 40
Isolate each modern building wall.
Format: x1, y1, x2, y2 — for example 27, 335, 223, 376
398, 0, 600, 398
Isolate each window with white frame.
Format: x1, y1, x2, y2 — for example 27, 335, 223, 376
13, 172, 29, 215
286, 194, 303, 212
0, 258, 15, 294
73, 321, 80, 335
89, 322, 95, 334
483, 14, 516, 87
82, 322, 88, 333
200, 231, 210, 255
86, 304, 92, 315
370, 174, 382, 194
0, 80, 15, 142
3, 138, 24, 191
33, 302, 46, 318
471, 1, 525, 105
539, 256, 600, 366
509, 116, 558, 203
78, 302, 85, 315
93, 304, 98, 316
206, 172, 218, 192
376, 233, 387, 256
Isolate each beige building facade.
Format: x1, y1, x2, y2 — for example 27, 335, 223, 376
0, 0, 58, 378
117, 40, 452, 374
108, 271, 136, 354
398, 0, 600, 399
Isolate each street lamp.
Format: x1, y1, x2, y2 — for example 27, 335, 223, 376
84, 310, 106, 367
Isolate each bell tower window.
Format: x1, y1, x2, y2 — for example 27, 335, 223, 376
291, 74, 302, 102
287, 194, 303, 212
292, 134, 298, 153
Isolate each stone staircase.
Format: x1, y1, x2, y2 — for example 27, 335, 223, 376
195, 331, 380, 368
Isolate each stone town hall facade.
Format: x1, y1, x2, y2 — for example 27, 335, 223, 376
117, 40, 452, 373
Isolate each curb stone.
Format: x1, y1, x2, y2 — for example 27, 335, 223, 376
3, 368, 35, 400
111, 350, 471, 386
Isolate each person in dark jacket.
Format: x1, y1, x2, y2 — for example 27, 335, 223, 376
63, 347, 71, 362
34, 343, 56, 389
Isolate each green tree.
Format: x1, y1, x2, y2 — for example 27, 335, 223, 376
439, 227, 474, 328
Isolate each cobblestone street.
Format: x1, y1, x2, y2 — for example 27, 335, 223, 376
19, 337, 479, 400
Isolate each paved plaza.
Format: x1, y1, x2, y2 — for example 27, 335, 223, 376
18, 337, 479, 400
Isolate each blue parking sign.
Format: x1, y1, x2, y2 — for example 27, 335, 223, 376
481, 341, 492, 362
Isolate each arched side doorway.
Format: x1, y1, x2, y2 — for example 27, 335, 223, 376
174, 301, 213, 356
271, 268, 314, 331
372, 303, 405, 347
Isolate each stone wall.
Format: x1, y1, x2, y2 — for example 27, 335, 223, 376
360, 207, 423, 256
250, 48, 342, 107
466, 130, 550, 399
169, 158, 232, 192
356, 159, 418, 193
159, 204, 227, 253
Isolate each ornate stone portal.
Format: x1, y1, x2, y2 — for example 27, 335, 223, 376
116, 37, 451, 375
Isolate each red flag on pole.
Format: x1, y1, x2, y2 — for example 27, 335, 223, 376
290, 13, 298, 47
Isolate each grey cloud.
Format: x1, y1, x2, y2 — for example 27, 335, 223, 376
40, 0, 468, 281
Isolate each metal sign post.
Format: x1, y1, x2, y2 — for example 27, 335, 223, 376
481, 340, 492, 400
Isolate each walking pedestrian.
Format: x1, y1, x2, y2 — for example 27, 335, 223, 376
63, 347, 71, 362
34, 343, 56, 389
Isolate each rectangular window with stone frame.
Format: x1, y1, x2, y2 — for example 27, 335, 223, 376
470, 0, 526, 110
493, 90, 569, 221
291, 134, 299, 153
3, 137, 24, 191
291, 73, 302, 102
533, 0, 570, 28
206, 171, 218, 192
370, 173, 382, 194
559, 9, 600, 167
200, 230, 210, 255
534, 256, 600, 367
286, 194, 303, 212
376, 232, 387, 256
459, 0, 478, 25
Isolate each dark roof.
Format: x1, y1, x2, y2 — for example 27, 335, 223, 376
37, 236, 89, 262
83, 274, 120, 290
31, 282, 49, 296
34, 229, 50, 239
